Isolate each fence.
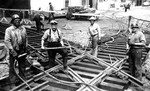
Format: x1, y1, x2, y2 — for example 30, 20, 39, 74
0, 8, 32, 25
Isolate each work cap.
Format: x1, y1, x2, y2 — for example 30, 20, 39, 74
89, 16, 96, 20
50, 20, 58, 25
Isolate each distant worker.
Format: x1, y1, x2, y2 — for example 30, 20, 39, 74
128, 23, 146, 80
124, 3, 130, 12
47, 2, 54, 24
4, 14, 28, 88
88, 16, 101, 57
41, 20, 67, 70
33, 13, 44, 32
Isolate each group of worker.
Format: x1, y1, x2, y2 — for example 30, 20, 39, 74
3, 10, 146, 90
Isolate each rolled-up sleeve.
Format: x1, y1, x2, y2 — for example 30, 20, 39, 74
4, 28, 13, 50
41, 29, 49, 41
140, 32, 146, 43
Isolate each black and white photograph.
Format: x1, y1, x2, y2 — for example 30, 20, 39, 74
0, 0, 150, 91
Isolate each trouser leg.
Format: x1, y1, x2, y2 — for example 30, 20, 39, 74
17, 56, 26, 80
48, 50, 56, 68
91, 36, 98, 56
128, 51, 136, 77
128, 48, 143, 80
36, 21, 41, 32
9, 54, 17, 85
57, 49, 68, 68
134, 49, 143, 80
47, 13, 53, 23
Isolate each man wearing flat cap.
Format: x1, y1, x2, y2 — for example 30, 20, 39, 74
41, 20, 67, 70
88, 16, 101, 57
128, 23, 146, 80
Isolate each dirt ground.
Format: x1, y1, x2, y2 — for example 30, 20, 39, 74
35, 17, 128, 47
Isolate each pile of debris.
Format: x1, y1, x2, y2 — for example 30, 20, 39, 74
0, 41, 9, 80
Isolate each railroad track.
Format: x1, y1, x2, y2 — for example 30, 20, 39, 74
0, 22, 145, 91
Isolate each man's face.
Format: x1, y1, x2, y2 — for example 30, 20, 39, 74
51, 24, 57, 31
13, 19, 21, 28
90, 20, 95, 25
132, 28, 138, 33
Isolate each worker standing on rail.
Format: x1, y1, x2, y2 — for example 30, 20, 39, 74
33, 13, 44, 32
47, 2, 54, 24
88, 16, 101, 57
128, 23, 146, 81
41, 20, 67, 70
4, 14, 28, 89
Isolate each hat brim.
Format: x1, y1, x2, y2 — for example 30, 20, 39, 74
131, 26, 139, 29
50, 23, 58, 25
10, 18, 21, 24
89, 18, 96, 20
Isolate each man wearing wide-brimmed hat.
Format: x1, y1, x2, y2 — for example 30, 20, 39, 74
128, 23, 146, 81
41, 20, 67, 70
88, 16, 101, 56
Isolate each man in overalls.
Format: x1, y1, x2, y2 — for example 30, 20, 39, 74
88, 16, 101, 57
128, 23, 146, 80
41, 20, 67, 70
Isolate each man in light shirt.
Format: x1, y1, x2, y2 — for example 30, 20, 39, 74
128, 23, 146, 81
4, 14, 28, 89
88, 16, 101, 56
41, 20, 67, 70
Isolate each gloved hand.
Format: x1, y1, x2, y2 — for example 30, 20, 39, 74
10, 49, 18, 57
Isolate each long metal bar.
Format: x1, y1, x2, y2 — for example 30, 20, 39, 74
42, 46, 71, 50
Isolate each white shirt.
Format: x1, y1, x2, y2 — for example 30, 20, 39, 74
42, 28, 61, 42
50, 29, 59, 42
88, 23, 101, 37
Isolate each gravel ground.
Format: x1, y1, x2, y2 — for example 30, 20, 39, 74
37, 17, 128, 47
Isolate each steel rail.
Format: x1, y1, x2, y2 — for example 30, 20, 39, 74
77, 56, 125, 91
88, 54, 144, 90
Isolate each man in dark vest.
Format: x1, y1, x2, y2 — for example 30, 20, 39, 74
41, 20, 67, 70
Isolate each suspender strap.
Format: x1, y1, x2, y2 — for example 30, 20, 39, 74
48, 28, 60, 42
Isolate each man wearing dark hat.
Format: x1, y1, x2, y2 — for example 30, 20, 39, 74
88, 16, 101, 57
41, 20, 67, 70
4, 14, 28, 88
128, 23, 146, 80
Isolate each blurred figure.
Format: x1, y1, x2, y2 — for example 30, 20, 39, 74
4, 14, 28, 89
88, 17, 101, 57
47, 2, 54, 24
41, 20, 67, 70
124, 3, 128, 12
33, 13, 44, 32
128, 23, 146, 80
